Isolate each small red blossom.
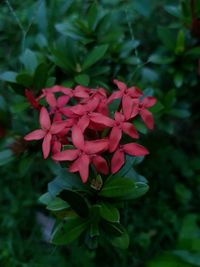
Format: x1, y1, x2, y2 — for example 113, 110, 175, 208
131, 96, 157, 129
111, 143, 149, 173
24, 107, 67, 158
52, 125, 108, 182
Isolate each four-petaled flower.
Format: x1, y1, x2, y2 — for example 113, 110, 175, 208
24, 107, 67, 158
108, 80, 143, 120
52, 125, 108, 182
131, 96, 157, 129
111, 143, 149, 173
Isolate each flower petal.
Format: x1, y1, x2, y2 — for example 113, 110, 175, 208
127, 87, 143, 98
50, 121, 67, 134
40, 107, 51, 130
107, 91, 122, 104
46, 93, 57, 107
123, 143, 149, 156
42, 133, 52, 159
140, 109, 154, 129
113, 79, 127, 92
111, 149, 125, 174
69, 158, 80, 172
77, 116, 90, 132
51, 140, 62, 155
92, 155, 109, 175
71, 125, 84, 149
109, 127, 122, 152
57, 95, 70, 107
74, 85, 90, 98
114, 112, 124, 122
84, 139, 108, 154
122, 95, 134, 120
69, 155, 90, 183
77, 154, 90, 183
142, 96, 157, 108
90, 113, 114, 127
85, 97, 99, 112
70, 104, 85, 115
121, 122, 139, 139
24, 129, 45, 140
52, 149, 79, 161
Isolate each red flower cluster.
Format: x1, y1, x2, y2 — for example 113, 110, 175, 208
24, 80, 156, 183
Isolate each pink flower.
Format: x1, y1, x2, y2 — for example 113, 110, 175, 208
49, 95, 70, 121
52, 125, 108, 182
108, 80, 143, 120
131, 96, 157, 129
24, 107, 67, 159
109, 112, 139, 152
111, 143, 149, 173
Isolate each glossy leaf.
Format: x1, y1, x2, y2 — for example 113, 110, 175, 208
100, 202, 120, 223
82, 45, 108, 70
99, 176, 136, 198
20, 49, 38, 74
51, 217, 88, 245
47, 197, 70, 211
74, 74, 90, 86
59, 189, 89, 218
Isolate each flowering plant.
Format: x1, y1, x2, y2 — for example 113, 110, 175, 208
24, 80, 156, 249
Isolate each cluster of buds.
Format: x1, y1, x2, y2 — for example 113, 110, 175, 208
24, 80, 156, 183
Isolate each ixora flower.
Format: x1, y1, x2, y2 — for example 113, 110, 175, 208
52, 125, 108, 182
24, 80, 156, 183
24, 107, 67, 158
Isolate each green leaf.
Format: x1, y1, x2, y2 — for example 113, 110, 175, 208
123, 182, 149, 200
169, 108, 190, 118
82, 45, 108, 70
164, 89, 176, 108
103, 222, 130, 248
185, 47, 200, 57
157, 26, 175, 51
175, 30, 185, 55
173, 250, 200, 266
59, 189, 89, 218
134, 120, 148, 134
33, 63, 48, 91
47, 168, 86, 196
108, 98, 121, 118
149, 54, 174, 64
0, 71, 17, 83
50, 48, 75, 72
177, 214, 200, 251
47, 197, 70, 211
0, 149, 14, 166
174, 72, 183, 88
87, 2, 100, 30
110, 227, 130, 250
51, 217, 88, 245
149, 100, 164, 113
100, 202, 120, 223
74, 74, 90, 86
20, 49, 38, 74
39, 192, 54, 205
16, 73, 33, 87
99, 177, 136, 198
164, 5, 181, 17
55, 22, 87, 41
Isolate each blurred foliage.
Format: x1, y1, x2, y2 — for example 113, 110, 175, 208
0, 0, 200, 266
